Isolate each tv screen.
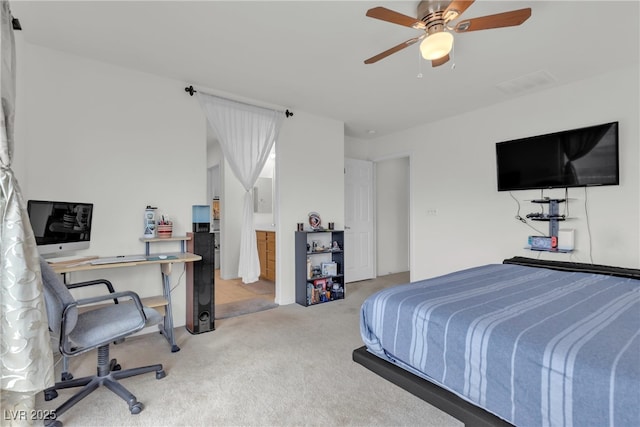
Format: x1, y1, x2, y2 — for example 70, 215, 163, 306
496, 122, 619, 191
27, 200, 94, 256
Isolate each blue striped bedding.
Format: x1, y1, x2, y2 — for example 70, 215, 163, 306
360, 263, 640, 427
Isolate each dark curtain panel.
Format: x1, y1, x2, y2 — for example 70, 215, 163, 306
561, 124, 610, 185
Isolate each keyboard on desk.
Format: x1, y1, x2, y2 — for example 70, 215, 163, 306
90, 255, 148, 265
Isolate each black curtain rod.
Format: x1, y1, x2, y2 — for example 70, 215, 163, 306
184, 85, 293, 118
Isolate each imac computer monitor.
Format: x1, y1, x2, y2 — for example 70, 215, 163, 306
27, 200, 93, 256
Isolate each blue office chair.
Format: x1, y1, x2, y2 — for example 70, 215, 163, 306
39, 257, 166, 426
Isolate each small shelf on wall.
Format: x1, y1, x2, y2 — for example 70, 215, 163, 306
139, 235, 191, 256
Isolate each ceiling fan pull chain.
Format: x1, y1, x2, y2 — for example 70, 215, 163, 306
450, 40, 456, 70
417, 49, 424, 78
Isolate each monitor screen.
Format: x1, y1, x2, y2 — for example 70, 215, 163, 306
496, 122, 619, 191
27, 200, 93, 256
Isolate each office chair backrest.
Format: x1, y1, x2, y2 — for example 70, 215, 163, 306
39, 257, 78, 336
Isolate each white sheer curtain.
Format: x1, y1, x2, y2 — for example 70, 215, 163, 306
1, 1, 54, 423
196, 93, 283, 283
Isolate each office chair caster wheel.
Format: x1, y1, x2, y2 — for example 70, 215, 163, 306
44, 389, 58, 401
110, 359, 121, 371
129, 401, 144, 414
156, 369, 166, 380
61, 372, 73, 381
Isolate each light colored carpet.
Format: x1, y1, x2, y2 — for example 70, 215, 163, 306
37, 272, 462, 427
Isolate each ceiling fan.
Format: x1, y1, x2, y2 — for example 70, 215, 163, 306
364, 0, 531, 67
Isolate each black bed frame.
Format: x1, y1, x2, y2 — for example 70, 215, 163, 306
352, 346, 513, 427
502, 256, 640, 279
352, 257, 640, 427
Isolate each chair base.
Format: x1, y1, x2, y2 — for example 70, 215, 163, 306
44, 345, 166, 426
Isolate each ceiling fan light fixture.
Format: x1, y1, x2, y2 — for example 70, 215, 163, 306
419, 31, 453, 60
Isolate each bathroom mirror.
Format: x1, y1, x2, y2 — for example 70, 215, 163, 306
253, 177, 273, 213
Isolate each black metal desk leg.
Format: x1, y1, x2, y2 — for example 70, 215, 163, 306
159, 263, 180, 352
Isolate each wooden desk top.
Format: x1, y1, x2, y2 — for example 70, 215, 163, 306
51, 252, 202, 274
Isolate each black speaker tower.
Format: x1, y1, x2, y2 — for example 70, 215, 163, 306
186, 232, 215, 334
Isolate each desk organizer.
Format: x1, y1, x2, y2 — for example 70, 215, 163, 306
157, 224, 173, 238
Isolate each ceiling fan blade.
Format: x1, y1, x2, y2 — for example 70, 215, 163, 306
366, 7, 426, 30
454, 8, 531, 33
364, 36, 423, 64
443, 1, 475, 21
431, 54, 450, 67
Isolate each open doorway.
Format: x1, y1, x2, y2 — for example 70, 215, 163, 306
207, 136, 277, 319
344, 156, 410, 283
375, 156, 410, 278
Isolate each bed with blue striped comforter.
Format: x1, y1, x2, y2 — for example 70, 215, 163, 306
360, 263, 640, 426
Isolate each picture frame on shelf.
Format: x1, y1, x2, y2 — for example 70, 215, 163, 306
321, 262, 337, 277
308, 212, 321, 230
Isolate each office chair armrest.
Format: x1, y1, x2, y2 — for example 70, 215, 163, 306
61, 291, 148, 357
67, 279, 119, 305
67, 278, 115, 292
75, 290, 146, 317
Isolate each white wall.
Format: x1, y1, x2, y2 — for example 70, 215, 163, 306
276, 111, 344, 304
366, 65, 640, 282
16, 43, 206, 328
17, 41, 345, 317
344, 136, 370, 159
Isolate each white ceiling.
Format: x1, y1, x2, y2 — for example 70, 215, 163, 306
9, 1, 640, 139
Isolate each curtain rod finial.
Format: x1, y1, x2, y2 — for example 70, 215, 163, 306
285, 109, 294, 118
185, 85, 196, 96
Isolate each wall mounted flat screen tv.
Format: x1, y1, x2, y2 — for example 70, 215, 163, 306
496, 121, 619, 191
27, 200, 93, 256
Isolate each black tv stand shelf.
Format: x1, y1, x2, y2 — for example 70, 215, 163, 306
530, 198, 566, 204
527, 199, 571, 253
529, 247, 572, 253
528, 216, 566, 222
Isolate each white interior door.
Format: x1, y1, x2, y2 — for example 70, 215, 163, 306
344, 158, 375, 283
